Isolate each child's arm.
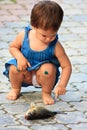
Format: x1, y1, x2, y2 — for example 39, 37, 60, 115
9, 31, 31, 71
54, 41, 72, 98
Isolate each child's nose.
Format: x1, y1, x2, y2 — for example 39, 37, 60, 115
46, 37, 51, 42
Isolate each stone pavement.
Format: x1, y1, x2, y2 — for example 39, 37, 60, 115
0, 0, 87, 129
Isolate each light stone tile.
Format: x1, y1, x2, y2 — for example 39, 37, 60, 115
70, 72, 87, 83
31, 124, 68, 130
73, 82, 87, 91
69, 27, 87, 33
59, 91, 84, 102
0, 114, 19, 126
56, 111, 87, 124
2, 103, 29, 114
70, 56, 87, 65
69, 101, 87, 111
0, 0, 87, 129
67, 123, 87, 130
0, 126, 30, 130
0, 110, 5, 114
22, 91, 43, 103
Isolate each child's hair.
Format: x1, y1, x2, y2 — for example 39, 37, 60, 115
30, 0, 64, 31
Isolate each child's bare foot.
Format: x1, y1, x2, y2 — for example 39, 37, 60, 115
6, 89, 20, 100
42, 92, 55, 105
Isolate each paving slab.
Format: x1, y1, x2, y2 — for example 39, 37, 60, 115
0, 0, 87, 129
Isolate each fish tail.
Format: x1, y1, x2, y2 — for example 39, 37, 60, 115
56, 111, 67, 114
53, 111, 58, 115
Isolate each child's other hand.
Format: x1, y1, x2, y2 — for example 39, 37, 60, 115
17, 56, 31, 71
54, 85, 66, 99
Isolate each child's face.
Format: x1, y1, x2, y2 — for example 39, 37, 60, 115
35, 28, 57, 44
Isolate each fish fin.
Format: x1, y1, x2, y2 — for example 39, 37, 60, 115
30, 102, 37, 108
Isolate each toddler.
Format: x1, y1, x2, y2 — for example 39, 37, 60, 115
3, 0, 72, 105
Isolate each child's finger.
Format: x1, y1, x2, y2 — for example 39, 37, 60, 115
27, 62, 31, 67
54, 92, 58, 99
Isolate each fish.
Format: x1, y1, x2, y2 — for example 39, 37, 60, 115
25, 102, 66, 120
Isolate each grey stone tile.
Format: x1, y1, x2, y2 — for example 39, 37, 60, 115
0, 35, 16, 43
0, 0, 13, 4
0, 114, 19, 126
0, 83, 10, 92
22, 91, 43, 103
69, 101, 87, 111
74, 82, 87, 92
66, 84, 78, 91
2, 103, 29, 114
31, 124, 68, 130
15, 114, 32, 125
45, 101, 75, 111
0, 0, 87, 129
21, 85, 42, 93
4, 22, 28, 28
0, 42, 8, 49
69, 73, 87, 83
67, 123, 87, 130
79, 64, 87, 73
0, 126, 30, 130
0, 93, 26, 104
56, 111, 87, 124
69, 27, 87, 33
72, 15, 87, 22
0, 93, 14, 104
59, 33, 80, 42
67, 41, 87, 49
73, 64, 87, 73
0, 28, 15, 35
59, 91, 83, 102
0, 110, 5, 114
0, 49, 11, 58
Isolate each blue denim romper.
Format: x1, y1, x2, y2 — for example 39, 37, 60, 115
3, 25, 60, 87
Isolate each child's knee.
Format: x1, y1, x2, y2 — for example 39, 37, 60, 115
39, 63, 56, 78
36, 63, 56, 87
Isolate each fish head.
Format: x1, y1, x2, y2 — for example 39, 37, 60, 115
25, 107, 37, 120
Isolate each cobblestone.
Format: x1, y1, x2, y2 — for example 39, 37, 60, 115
0, 0, 87, 130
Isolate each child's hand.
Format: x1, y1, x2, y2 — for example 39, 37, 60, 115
17, 56, 31, 71
54, 85, 66, 99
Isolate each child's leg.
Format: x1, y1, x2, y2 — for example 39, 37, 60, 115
36, 63, 56, 105
7, 65, 25, 100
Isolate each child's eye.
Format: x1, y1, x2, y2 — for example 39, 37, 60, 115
42, 35, 47, 37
